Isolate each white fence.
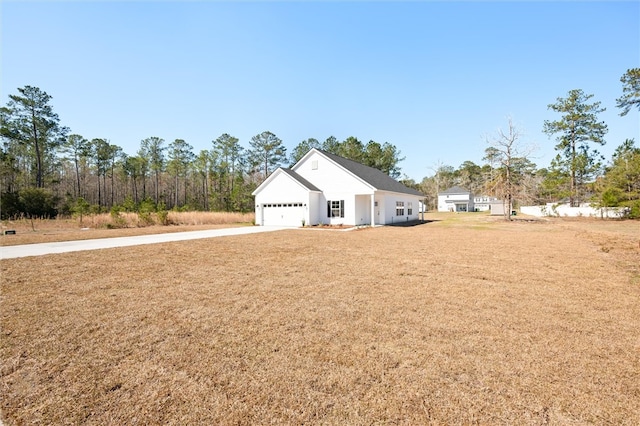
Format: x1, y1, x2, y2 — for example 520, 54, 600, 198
520, 203, 627, 218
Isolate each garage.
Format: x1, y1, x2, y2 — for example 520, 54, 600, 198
260, 203, 306, 226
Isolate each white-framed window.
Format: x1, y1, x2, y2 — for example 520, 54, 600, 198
396, 201, 404, 216
407, 202, 413, 215
327, 200, 344, 218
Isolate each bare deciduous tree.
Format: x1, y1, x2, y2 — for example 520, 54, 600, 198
485, 117, 537, 220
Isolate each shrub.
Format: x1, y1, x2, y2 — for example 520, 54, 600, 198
0, 191, 21, 220
71, 197, 91, 224
19, 188, 59, 219
157, 209, 169, 226
109, 206, 127, 228
138, 198, 156, 214
137, 211, 155, 227
121, 196, 137, 212
622, 200, 640, 219
89, 204, 102, 215
58, 196, 74, 218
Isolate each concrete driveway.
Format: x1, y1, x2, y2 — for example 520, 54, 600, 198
0, 226, 290, 260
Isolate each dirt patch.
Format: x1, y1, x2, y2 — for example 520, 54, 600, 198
1, 215, 639, 424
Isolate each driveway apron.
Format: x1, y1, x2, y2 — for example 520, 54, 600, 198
0, 226, 290, 260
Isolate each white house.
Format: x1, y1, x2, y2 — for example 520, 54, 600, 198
252, 149, 425, 227
473, 195, 500, 212
437, 186, 474, 212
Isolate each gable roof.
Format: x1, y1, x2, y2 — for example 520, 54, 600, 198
252, 167, 321, 196
310, 149, 424, 196
439, 186, 470, 195
279, 168, 321, 192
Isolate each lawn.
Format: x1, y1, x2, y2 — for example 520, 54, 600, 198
1, 214, 639, 424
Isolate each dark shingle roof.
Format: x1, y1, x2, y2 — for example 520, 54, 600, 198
316, 149, 424, 197
439, 186, 470, 195
280, 168, 322, 192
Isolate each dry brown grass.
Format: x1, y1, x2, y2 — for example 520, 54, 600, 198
1, 213, 639, 424
0, 211, 255, 246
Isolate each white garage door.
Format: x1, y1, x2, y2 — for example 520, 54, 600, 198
262, 203, 306, 226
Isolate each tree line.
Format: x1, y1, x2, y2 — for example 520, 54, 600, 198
0, 90, 404, 219
1, 68, 638, 220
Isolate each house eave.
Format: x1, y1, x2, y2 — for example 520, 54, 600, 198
252, 167, 324, 197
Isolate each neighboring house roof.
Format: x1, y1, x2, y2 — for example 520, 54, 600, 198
439, 186, 471, 195
279, 168, 322, 192
313, 149, 424, 196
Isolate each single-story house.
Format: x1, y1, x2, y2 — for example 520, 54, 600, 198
437, 186, 474, 212
252, 148, 425, 227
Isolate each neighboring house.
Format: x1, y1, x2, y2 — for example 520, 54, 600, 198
473, 195, 500, 212
437, 186, 474, 212
252, 148, 425, 227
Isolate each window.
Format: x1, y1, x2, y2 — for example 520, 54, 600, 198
327, 200, 344, 218
407, 202, 413, 215
396, 201, 404, 216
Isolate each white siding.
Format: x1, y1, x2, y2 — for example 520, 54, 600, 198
473, 195, 499, 212
320, 192, 354, 225
255, 150, 424, 226
438, 193, 474, 212
254, 171, 311, 226
308, 191, 322, 225
355, 194, 372, 226
294, 151, 374, 226
315, 192, 421, 226
374, 196, 385, 225
294, 151, 373, 194
489, 201, 506, 216
379, 192, 422, 224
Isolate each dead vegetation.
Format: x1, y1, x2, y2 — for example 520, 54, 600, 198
1, 213, 639, 424
0, 211, 255, 246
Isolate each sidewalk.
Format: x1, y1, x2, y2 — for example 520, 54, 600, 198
0, 226, 290, 260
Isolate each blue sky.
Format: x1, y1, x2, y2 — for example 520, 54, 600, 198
2, 1, 638, 181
